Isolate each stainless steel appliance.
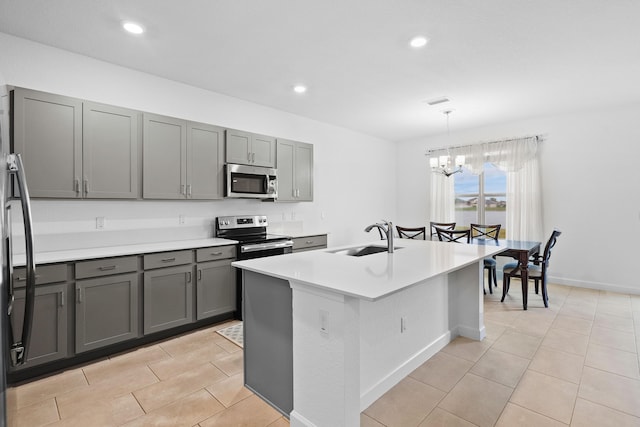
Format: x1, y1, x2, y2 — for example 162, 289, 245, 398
224, 163, 277, 199
1, 83, 37, 426
215, 215, 292, 319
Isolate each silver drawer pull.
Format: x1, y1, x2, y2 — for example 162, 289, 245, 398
305, 240, 314, 244
98, 265, 116, 271
211, 252, 223, 256
59, 291, 65, 307
161, 257, 176, 263
15, 274, 41, 281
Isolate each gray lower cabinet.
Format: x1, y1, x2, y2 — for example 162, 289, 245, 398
196, 259, 235, 320
291, 234, 328, 253
225, 129, 276, 168
276, 139, 313, 201
11, 264, 71, 369
75, 272, 140, 353
143, 263, 194, 334
12, 88, 140, 199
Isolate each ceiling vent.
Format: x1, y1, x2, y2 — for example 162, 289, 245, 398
425, 97, 450, 106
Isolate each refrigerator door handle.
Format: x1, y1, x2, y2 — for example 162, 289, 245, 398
8, 153, 36, 367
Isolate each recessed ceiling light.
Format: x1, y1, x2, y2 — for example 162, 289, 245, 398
122, 21, 145, 35
293, 85, 307, 94
409, 36, 428, 48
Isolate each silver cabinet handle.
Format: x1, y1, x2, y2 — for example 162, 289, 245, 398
59, 291, 64, 307
74, 178, 80, 194
211, 251, 222, 256
248, 152, 251, 162
180, 184, 185, 195
186, 184, 192, 197
76, 287, 82, 303
98, 265, 116, 271
161, 257, 176, 263
252, 152, 255, 163
83, 178, 88, 195
186, 271, 192, 283
197, 269, 202, 281
305, 240, 314, 245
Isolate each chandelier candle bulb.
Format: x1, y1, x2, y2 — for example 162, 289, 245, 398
455, 155, 465, 167
439, 155, 449, 168
429, 157, 439, 168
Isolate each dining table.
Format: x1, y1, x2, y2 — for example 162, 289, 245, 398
471, 238, 542, 310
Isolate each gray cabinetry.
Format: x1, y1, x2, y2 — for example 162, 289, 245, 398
143, 251, 194, 334
143, 114, 224, 199
12, 88, 140, 199
276, 139, 313, 201
226, 129, 276, 168
82, 102, 140, 198
291, 234, 327, 253
12, 88, 82, 198
195, 246, 236, 320
75, 256, 139, 353
10, 264, 71, 369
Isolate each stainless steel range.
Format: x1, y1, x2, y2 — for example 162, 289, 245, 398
215, 215, 293, 319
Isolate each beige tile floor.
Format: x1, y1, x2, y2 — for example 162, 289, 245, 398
9, 281, 640, 426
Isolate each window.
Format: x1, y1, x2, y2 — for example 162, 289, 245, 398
454, 162, 506, 236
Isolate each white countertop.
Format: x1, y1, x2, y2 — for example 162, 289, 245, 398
13, 238, 238, 266
233, 239, 506, 301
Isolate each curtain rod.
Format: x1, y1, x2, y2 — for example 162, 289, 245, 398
425, 134, 545, 155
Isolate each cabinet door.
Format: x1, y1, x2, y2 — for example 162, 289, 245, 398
12, 88, 82, 198
76, 273, 139, 353
196, 260, 235, 320
187, 122, 224, 199
276, 139, 295, 201
143, 265, 193, 334
225, 129, 251, 165
294, 141, 314, 201
10, 284, 68, 369
83, 102, 140, 198
143, 113, 186, 199
251, 133, 276, 168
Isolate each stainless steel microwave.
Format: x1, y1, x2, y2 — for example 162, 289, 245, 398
225, 163, 278, 199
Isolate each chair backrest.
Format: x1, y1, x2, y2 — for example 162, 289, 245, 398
541, 229, 562, 269
436, 228, 470, 243
396, 226, 426, 240
430, 221, 456, 238
470, 224, 501, 241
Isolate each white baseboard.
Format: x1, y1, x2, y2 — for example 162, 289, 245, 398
359, 330, 451, 411
289, 410, 317, 427
549, 276, 640, 296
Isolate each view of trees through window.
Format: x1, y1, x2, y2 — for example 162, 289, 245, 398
454, 162, 506, 237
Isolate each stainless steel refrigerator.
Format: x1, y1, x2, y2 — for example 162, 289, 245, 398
1, 79, 37, 426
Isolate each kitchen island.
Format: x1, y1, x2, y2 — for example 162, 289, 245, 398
233, 238, 505, 427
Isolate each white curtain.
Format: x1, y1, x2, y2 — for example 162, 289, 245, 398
428, 136, 543, 241
429, 172, 455, 223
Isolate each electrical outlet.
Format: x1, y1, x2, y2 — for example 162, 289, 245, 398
96, 217, 105, 230
401, 316, 408, 333
179, 214, 185, 224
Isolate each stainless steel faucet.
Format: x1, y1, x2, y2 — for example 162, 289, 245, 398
364, 220, 394, 253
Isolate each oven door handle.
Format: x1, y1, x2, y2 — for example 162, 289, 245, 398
240, 240, 294, 253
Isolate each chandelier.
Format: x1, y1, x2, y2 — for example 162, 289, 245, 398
429, 110, 465, 177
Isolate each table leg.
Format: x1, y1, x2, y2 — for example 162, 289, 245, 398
520, 253, 529, 310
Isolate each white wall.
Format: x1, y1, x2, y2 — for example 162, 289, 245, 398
397, 105, 640, 294
0, 33, 397, 250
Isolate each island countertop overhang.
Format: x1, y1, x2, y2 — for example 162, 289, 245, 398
232, 239, 506, 301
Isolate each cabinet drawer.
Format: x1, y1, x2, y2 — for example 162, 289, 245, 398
292, 235, 327, 251
196, 245, 236, 262
144, 250, 193, 270
76, 256, 138, 279
13, 263, 68, 287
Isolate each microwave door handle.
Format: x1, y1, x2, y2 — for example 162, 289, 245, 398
265, 174, 269, 193
8, 153, 36, 366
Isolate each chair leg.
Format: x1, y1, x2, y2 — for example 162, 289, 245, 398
534, 279, 539, 294
488, 268, 493, 294
500, 274, 509, 302
493, 266, 498, 287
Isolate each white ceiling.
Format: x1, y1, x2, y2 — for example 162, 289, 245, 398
1, 0, 639, 142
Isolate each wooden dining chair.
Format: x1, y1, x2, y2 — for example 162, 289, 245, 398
435, 228, 470, 243
501, 229, 562, 308
429, 221, 455, 240
470, 224, 501, 295
396, 226, 426, 240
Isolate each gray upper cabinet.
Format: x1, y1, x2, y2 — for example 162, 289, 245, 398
187, 122, 224, 199
226, 129, 276, 168
83, 102, 140, 198
276, 139, 314, 201
12, 88, 82, 198
143, 113, 186, 199
143, 114, 224, 200
12, 88, 140, 199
